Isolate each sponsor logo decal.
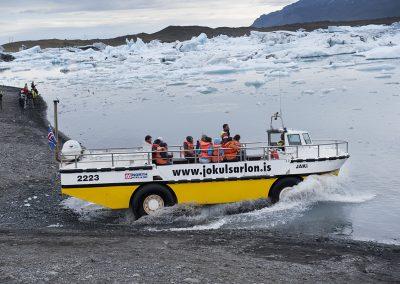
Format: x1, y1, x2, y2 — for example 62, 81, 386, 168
125, 172, 148, 180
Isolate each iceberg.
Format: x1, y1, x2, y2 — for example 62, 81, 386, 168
362, 45, 400, 60
179, 33, 208, 52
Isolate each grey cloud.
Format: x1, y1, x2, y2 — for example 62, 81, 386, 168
15, 0, 294, 14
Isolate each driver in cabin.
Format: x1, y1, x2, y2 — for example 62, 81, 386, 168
220, 124, 230, 139
277, 133, 285, 151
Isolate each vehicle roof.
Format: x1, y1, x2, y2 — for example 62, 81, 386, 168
268, 128, 309, 134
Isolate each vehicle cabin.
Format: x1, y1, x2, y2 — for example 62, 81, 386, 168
268, 129, 313, 148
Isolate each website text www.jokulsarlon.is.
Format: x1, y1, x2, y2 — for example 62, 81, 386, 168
172, 162, 272, 178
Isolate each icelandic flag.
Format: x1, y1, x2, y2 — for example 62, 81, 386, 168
47, 125, 57, 150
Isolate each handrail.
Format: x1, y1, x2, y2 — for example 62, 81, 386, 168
83, 139, 346, 152
60, 140, 349, 168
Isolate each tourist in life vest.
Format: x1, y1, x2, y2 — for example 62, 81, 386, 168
220, 124, 231, 140
224, 134, 241, 162
155, 142, 170, 165
197, 135, 213, 164
22, 83, 29, 95
183, 136, 195, 162
211, 138, 224, 163
152, 138, 161, 163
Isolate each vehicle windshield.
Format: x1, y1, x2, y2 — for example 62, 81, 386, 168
287, 134, 302, 145
269, 132, 283, 146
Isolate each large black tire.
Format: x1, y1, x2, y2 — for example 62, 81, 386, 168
131, 184, 175, 219
268, 177, 302, 204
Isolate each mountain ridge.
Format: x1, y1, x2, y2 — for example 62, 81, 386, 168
253, 0, 400, 28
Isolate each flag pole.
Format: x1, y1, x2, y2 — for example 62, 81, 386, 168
53, 99, 60, 161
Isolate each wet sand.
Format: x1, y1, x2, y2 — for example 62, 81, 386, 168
0, 85, 399, 283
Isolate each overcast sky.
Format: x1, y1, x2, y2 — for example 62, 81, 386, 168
0, 0, 295, 44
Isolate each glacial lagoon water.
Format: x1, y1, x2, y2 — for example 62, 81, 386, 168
1, 26, 400, 244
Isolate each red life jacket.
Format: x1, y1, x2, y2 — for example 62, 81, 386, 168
211, 144, 224, 163
270, 149, 279, 160
199, 141, 212, 160
152, 143, 159, 160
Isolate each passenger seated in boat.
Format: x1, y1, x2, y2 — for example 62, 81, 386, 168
224, 134, 241, 162
211, 138, 224, 163
183, 136, 195, 163
197, 135, 213, 164
155, 142, 170, 165
152, 138, 161, 163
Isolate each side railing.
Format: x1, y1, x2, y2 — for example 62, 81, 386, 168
60, 140, 348, 169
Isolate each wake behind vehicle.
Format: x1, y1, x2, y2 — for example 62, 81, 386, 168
59, 113, 349, 218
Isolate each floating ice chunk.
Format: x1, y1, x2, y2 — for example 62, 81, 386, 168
197, 86, 218, 94
291, 80, 306, 85
210, 77, 237, 83
93, 42, 107, 51
375, 74, 392, 79
302, 90, 315, 95
179, 33, 208, 52
356, 64, 396, 72
166, 81, 187, 86
362, 45, 400, 60
204, 66, 240, 75
322, 88, 336, 94
207, 55, 230, 65
266, 70, 289, 77
13, 46, 41, 57
126, 37, 147, 51
244, 80, 265, 89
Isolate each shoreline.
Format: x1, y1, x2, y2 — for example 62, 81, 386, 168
0, 85, 399, 282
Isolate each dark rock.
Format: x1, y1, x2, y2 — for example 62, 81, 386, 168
0, 53, 15, 62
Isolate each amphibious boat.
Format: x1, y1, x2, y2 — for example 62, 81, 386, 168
59, 113, 349, 218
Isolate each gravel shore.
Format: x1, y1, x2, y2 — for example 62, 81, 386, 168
0, 85, 399, 283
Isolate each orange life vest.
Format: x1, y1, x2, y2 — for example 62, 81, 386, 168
152, 143, 159, 160
211, 144, 224, 163
199, 141, 212, 160
155, 146, 168, 165
224, 140, 240, 161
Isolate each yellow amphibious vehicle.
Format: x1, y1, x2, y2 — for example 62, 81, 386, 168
59, 113, 349, 218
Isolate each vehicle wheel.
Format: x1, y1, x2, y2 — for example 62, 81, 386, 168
268, 177, 302, 204
131, 184, 175, 219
